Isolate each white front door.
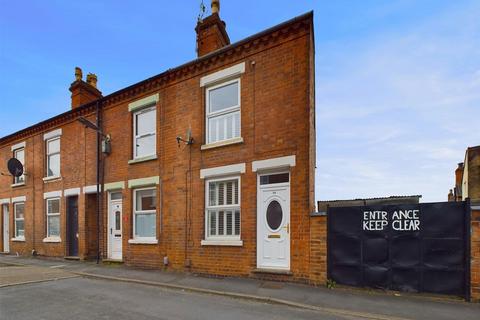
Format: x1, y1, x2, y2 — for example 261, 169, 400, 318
3, 204, 9, 253
257, 172, 290, 270
108, 193, 122, 260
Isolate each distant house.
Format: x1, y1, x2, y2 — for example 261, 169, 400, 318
448, 146, 480, 206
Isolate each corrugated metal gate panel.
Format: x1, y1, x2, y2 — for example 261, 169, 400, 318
327, 201, 470, 298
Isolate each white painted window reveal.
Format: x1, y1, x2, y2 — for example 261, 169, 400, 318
133, 187, 156, 240
133, 106, 156, 159
205, 176, 241, 240
206, 79, 241, 144
46, 137, 60, 177
14, 202, 25, 238
13, 147, 25, 184
46, 198, 60, 237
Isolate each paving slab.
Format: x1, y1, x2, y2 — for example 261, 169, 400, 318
0, 264, 77, 287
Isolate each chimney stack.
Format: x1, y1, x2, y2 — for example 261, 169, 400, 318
454, 162, 464, 201
69, 67, 102, 109
195, 0, 230, 57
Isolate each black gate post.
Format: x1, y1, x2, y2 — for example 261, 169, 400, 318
465, 198, 471, 302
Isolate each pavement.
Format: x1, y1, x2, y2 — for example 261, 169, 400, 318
1, 255, 479, 320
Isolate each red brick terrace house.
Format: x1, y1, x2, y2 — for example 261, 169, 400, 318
0, 3, 316, 282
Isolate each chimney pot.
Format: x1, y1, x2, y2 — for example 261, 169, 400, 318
86, 73, 98, 88
75, 67, 83, 81
211, 0, 220, 14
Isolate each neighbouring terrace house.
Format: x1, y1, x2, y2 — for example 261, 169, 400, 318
448, 145, 480, 206
0, 2, 317, 282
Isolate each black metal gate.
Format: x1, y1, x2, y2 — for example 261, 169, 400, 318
327, 201, 471, 299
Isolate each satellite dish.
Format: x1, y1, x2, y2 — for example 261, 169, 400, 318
7, 158, 24, 177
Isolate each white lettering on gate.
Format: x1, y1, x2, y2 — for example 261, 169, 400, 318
362, 211, 388, 231
392, 209, 420, 231
362, 209, 420, 231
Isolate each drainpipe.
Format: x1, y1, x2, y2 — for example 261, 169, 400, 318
95, 101, 102, 264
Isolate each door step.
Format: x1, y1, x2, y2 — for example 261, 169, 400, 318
64, 256, 80, 261
252, 268, 293, 276
102, 259, 124, 265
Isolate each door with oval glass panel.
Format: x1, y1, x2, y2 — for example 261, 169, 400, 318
257, 172, 290, 270
108, 192, 123, 260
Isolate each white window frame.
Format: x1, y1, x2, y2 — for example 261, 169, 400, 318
205, 78, 241, 145
13, 147, 25, 185
46, 197, 61, 238
132, 187, 157, 241
133, 106, 157, 160
204, 176, 241, 241
14, 202, 25, 239
46, 136, 61, 178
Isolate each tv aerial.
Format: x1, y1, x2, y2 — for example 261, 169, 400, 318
197, 0, 206, 22
176, 127, 194, 147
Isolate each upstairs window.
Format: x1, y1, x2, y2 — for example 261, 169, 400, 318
13, 147, 25, 184
46, 137, 60, 177
133, 106, 156, 159
206, 79, 240, 144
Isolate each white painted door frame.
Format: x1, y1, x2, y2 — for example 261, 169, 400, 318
3, 204, 9, 253
256, 171, 290, 270
107, 192, 123, 260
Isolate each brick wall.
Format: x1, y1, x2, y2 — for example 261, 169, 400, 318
309, 215, 327, 285
472, 209, 480, 302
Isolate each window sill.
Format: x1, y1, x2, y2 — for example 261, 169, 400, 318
11, 182, 26, 188
128, 239, 158, 245
201, 137, 244, 151
128, 155, 157, 165
43, 176, 62, 183
201, 239, 243, 246
43, 237, 61, 243
11, 237, 25, 242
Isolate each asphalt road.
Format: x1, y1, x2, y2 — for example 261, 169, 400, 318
0, 277, 347, 320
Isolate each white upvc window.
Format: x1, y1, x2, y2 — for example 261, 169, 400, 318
46, 198, 60, 238
46, 137, 60, 177
205, 177, 240, 240
133, 106, 156, 159
133, 187, 157, 240
13, 147, 25, 184
206, 79, 241, 144
14, 202, 25, 238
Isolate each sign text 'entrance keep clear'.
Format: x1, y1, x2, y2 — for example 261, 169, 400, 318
362, 209, 420, 231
